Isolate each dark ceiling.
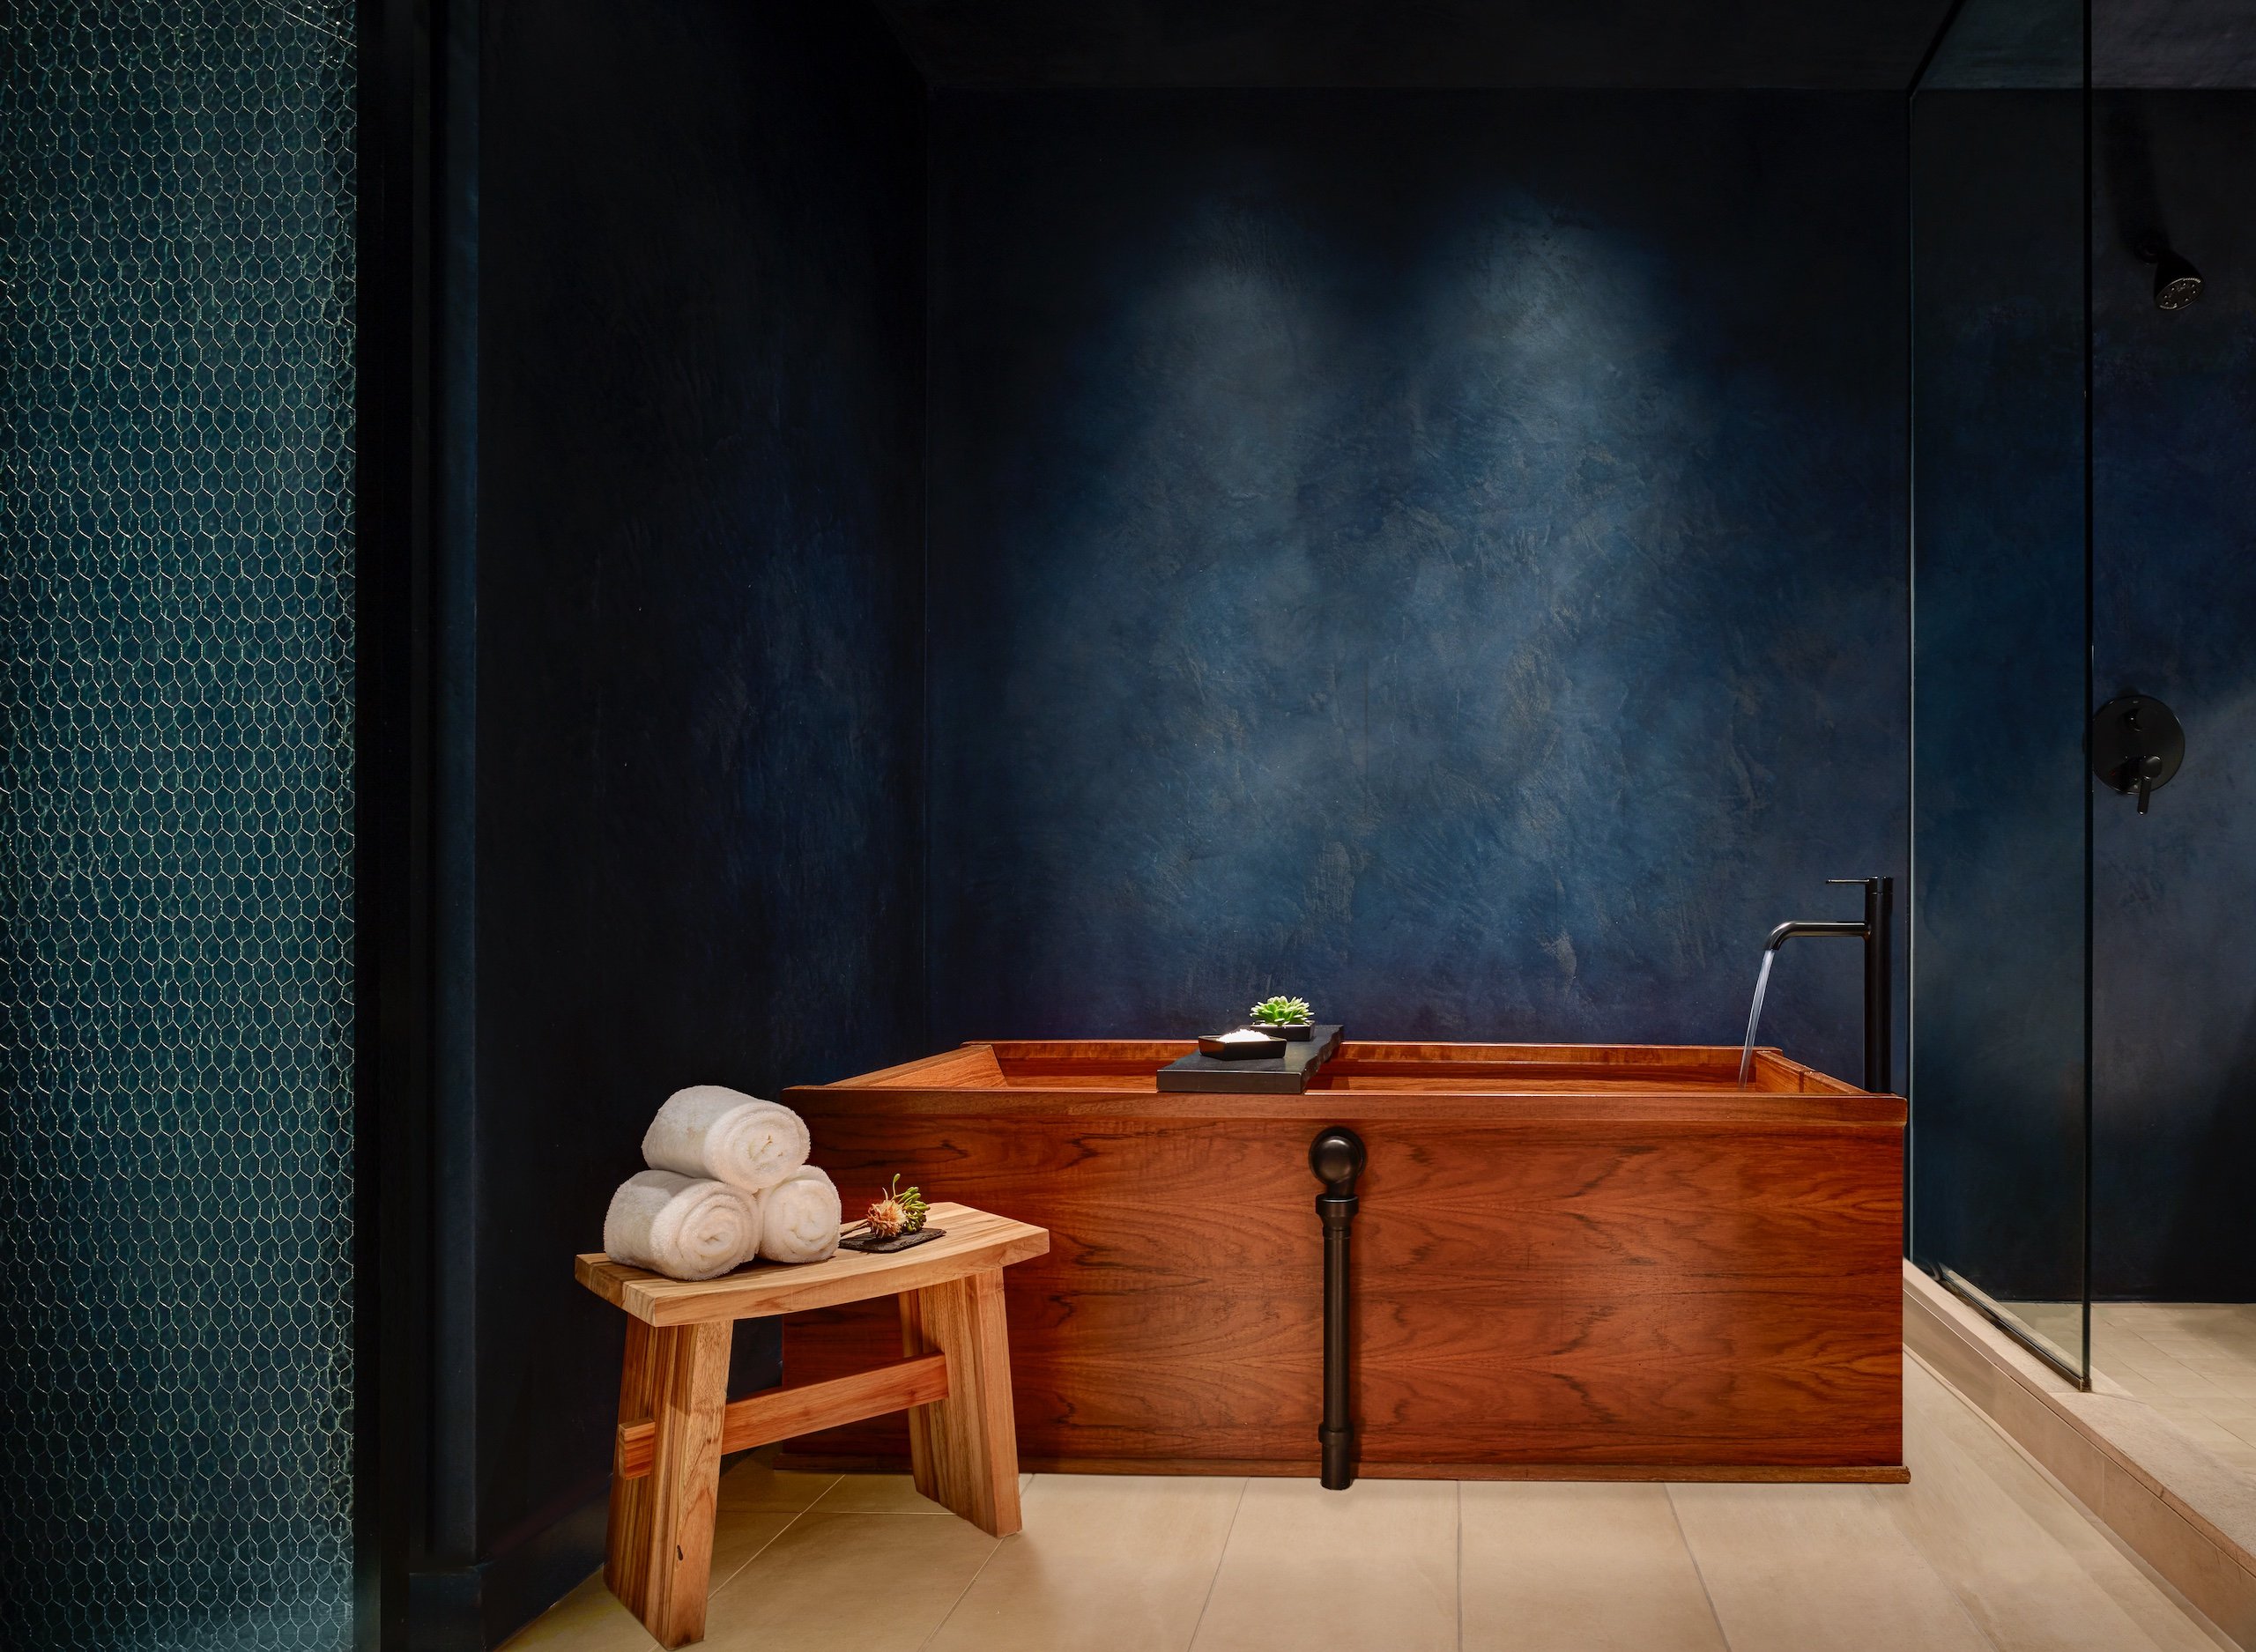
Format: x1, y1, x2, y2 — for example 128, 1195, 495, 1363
873, 0, 1963, 89
1924, 0, 2256, 88
874, 0, 2256, 90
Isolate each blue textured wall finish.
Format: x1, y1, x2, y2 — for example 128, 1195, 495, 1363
2093, 93, 2256, 1301
926, 91, 1908, 1078
466, 0, 925, 1611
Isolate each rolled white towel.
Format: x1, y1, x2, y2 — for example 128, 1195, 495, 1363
642, 1085, 809, 1195
758, 1164, 842, 1265
603, 1170, 761, 1281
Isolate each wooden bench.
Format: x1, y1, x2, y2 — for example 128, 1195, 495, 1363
575, 1202, 1050, 1648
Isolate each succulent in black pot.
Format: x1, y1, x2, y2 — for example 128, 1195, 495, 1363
1249, 995, 1315, 1040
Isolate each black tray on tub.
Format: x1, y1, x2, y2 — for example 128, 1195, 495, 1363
1157, 1025, 1343, 1094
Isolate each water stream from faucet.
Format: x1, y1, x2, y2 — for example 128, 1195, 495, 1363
1737, 948, 1777, 1088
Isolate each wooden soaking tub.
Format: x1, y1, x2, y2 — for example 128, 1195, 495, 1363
780, 1040, 1905, 1483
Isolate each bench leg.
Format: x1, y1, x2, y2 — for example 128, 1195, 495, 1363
605, 1318, 731, 1647
899, 1266, 1022, 1537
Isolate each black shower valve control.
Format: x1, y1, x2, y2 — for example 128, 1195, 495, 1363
2090, 694, 2185, 816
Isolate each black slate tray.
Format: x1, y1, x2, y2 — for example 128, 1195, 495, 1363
840, 1226, 946, 1254
1157, 1025, 1344, 1093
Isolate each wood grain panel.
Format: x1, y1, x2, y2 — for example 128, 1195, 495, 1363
783, 1041, 1903, 1478
805, 1118, 1896, 1284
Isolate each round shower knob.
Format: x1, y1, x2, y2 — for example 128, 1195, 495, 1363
2091, 693, 2185, 812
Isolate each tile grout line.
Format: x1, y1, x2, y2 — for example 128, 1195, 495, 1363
1905, 1348, 2240, 1652
701, 1475, 841, 1602
912, 1530, 1008, 1652
1454, 1479, 1464, 1652
1184, 1476, 1253, 1652
1856, 1482, 2007, 1652
1892, 1370, 2221, 1652
910, 1471, 1038, 1652
1665, 1483, 1733, 1651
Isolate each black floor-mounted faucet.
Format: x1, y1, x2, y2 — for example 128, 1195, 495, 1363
1740, 876, 1894, 1094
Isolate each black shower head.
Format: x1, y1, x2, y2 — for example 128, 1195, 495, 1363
2152, 248, 2203, 311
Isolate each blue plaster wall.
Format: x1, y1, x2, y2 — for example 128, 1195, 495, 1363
463, 0, 924, 1631
924, 91, 1909, 1077
2094, 93, 2256, 1301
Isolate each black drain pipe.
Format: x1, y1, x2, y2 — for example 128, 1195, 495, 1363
1310, 1127, 1366, 1490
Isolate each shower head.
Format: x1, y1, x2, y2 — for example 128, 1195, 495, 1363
2148, 246, 2204, 310
2155, 251, 2203, 310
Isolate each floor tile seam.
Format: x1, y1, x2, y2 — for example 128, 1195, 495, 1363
809, 1472, 987, 1516
1910, 1347, 2238, 1652
1922, 1345, 2256, 1642
1184, 1475, 1253, 1652
1663, 1481, 1732, 1651
1852, 1474, 2007, 1652
911, 1520, 1008, 1652
704, 1501, 817, 1602
1911, 1347, 2134, 1530
1870, 1422, 2155, 1652
734, 1470, 841, 1516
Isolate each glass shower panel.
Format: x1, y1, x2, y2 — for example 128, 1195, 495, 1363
2088, 14, 2256, 1449
1909, 0, 2091, 1381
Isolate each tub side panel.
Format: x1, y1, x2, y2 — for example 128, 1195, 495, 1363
784, 1103, 1902, 1472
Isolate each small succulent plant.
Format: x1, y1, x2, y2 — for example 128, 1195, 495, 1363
865, 1174, 930, 1239
1250, 995, 1314, 1026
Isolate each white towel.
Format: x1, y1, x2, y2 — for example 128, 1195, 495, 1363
642, 1085, 809, 1195
603, 1169, 761, 1281
758, 1164, 842, 1265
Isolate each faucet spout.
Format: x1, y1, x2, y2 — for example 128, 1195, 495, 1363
1764, 919, 1867, 953
1739, 879, 1894, 1093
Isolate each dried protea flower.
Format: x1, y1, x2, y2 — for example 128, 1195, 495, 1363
865, 1174, 930, 1239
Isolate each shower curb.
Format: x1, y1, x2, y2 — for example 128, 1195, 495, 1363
1904, 1261, 2256, 1648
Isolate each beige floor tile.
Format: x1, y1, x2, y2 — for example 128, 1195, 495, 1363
926, 1474, 1243, 1652
1190, 1478, 1457, 1652
1459, 1482, 1724, 1652
2102, 1337, 2191, 1377
706, 1509, 802, 1593
2128, 1366, 2230, 1400
2141, 1344, 2240, 1363
805, 1471, 948, 1514
2205, 1410, 2256, 1447
716, 1458, 839, 1512
804, 1469, 1033, 1515
496, 1570, 659, 1652
1885, 1359, 2215, 1652
1671, 1482, 1991, 1652
700, 1511, 998, 1652
2164, 1414, 2252, 1448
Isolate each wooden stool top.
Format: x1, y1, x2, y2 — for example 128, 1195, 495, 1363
575, 1201, 1048, 1326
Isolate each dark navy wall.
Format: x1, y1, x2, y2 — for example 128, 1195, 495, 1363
925, 91, 1909, 1076
455, 1, 924, 1636
2094, 93, 2256, 1300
